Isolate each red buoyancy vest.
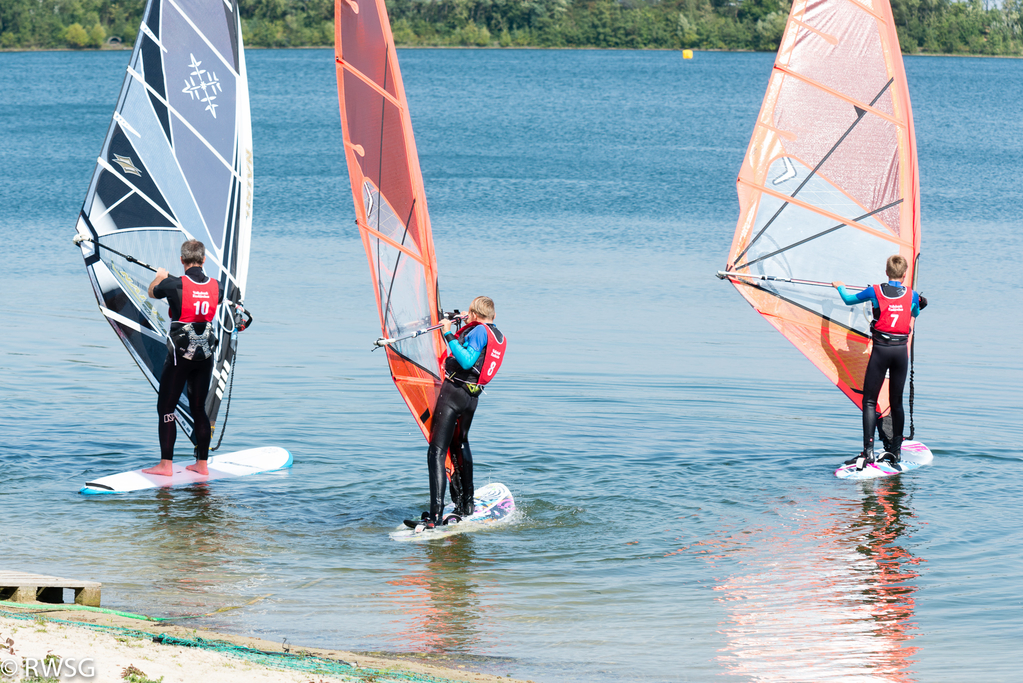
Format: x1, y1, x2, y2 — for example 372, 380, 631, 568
456, 321, 506, 386
872, 284, 913, 335
179, 274, 219, 323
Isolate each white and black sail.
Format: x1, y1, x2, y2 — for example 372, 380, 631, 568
73, 0, 253, 442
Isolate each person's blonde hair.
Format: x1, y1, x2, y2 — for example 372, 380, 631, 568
886, 254, 908, 280
470, 296, 495, 320
181, 239, 206, 266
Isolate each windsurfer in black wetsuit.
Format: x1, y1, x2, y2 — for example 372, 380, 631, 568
142, 240, 222, 477
406, 296, 507, 530
833, 255, 928, 471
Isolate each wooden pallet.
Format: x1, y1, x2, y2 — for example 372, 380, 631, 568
0, 571, 101, 607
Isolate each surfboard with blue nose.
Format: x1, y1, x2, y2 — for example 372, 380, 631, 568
834, 440, 932, 480
80, 447, 292, 494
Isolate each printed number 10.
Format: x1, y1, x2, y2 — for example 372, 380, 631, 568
194, 301, 210, 316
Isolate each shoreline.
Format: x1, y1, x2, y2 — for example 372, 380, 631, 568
1, 45, 1020, 59
0, 602, 529, 683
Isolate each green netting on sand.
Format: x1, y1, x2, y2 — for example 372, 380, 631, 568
0, 608, 461, 683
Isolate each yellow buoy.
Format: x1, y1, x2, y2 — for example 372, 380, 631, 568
683, 50, 693, 59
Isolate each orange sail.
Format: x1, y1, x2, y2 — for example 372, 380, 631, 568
335, 0, 445, 438
721, 0, 920, 413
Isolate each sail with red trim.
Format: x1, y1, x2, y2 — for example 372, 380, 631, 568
720, 0, 920, 413
334, 0, 445, 438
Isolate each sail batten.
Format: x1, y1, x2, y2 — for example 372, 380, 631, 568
724, 0, 920, 413
75, 0, 253, 442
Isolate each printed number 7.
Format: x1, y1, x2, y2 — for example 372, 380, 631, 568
890, 313, 899, 327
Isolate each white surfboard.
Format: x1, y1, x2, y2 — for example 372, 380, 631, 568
390, 482, 516, 541
834, 440, 932, 480
80, 447, 292, 494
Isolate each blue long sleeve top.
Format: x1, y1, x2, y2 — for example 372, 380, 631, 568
836, 281, 920, 317
446, 325, 488, 369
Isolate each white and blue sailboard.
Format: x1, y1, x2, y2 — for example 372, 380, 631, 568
80, 447, 292, 494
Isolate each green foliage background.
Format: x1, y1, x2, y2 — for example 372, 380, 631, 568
1, 0, 1021, 54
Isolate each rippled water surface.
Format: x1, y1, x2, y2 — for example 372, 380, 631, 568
1, 49, 1021, 682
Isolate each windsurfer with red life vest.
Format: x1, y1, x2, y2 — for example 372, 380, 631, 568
142, 240, 222, 477
833, 255, 928, 471
407, 296, 507, 530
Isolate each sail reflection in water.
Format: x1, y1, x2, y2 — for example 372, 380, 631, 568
714, 479, 920, 681
383, 538, 485, 652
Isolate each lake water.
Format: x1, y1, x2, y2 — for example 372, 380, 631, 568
1, 48, 1020, 682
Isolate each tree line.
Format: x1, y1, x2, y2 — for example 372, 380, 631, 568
2, 0, 1021, 55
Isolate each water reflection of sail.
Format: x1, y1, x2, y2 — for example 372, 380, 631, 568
385, 538, 482, 652
714, 480, 920, 681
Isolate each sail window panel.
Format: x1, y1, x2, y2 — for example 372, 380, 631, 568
97, 228, 181, 336
344, 74, 422, 252
367, 234, 436, 376
338, 2, 400, 99
743, 195, 891, 333
100, 228, 184, 292
92, 260, 158, 330
774, 79, 902, 236
745, 187, 890, 280
790, 0, 888, 105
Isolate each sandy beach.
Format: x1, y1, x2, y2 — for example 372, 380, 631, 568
0, 604, 526, 683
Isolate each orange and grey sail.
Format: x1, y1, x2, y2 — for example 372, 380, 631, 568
335, 0, 445, 437
719, 0, 920, 413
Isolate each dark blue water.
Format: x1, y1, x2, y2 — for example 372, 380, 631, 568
1, 48, 1021, 682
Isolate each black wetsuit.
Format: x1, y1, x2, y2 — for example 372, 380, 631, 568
152, 267, 221, 462
859, 283, 920, 454
861, 337, 910, 453
427, 380, 478, 521
425, 323, 503, 522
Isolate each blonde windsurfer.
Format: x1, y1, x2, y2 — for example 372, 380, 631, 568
405, 296, 507, 530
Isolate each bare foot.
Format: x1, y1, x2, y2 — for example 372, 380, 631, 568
186, 461, 209, 476
142, 460, 175, 476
